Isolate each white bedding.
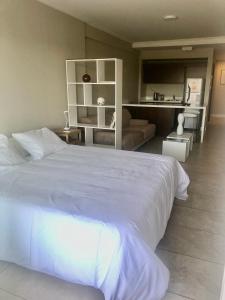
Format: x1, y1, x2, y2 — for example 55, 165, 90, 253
0, 146, 189, 300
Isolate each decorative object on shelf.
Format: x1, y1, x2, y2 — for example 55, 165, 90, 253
82, 73, 91, 82
110, 112, 116, 129
177, 113, 185, 136
97, 97, 105, 106
64, 111, 70, 131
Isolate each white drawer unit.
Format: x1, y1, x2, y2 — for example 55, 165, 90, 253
162, 132, 194, 162
162, 139, 190, 162
167, 132, 194, 150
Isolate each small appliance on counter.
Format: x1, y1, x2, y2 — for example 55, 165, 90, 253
153, 92, 164, 101
153, 92, 160, 100
140, 96, 154, 103
159, 94, 164, 101
164, 96, 183, 103
140, 95, 183, 104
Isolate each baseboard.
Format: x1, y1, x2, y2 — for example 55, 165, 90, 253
211, 114, 225, 118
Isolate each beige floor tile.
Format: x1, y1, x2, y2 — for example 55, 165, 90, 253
170, 206, 225, 236
0, 263, 103, 300
189, 170, 225, 189
186, 158, 223, 171
156, 249, 224, 300
159, 223, 225, 264
175, 192, 225, 213
163, 292, 193, 299
189, 181, 225, 198
0, 289, 25, 300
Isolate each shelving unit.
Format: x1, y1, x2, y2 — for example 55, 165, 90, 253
66, 58, 123, 149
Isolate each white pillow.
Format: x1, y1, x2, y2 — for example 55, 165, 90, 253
0, 134, 26, 166
8, 137, 30, 159
12, 128, 67, 160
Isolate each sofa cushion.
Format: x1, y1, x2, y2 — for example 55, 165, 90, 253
94, 131, 114, 146
125, 124, 156, 140
94, 130, 144, 150
79, 115, 97, 125
122, 109, 132, 128
129, 119, 148, 126
79, 109, 156, 150
79, 111, 113, 126
122, 131, 143, 150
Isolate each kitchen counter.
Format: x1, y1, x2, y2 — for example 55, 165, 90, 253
140, 101, 182, 105
140, 96, 183, 104
123, 103, 205, 109
122, 103, 207, 143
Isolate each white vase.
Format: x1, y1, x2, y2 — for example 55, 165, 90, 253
177, 113, 184, 136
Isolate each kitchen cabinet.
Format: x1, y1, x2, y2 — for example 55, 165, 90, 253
143, 60, 185, 84
142, 59, 207, 85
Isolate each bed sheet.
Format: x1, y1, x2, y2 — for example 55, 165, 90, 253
0, 146, 189, 300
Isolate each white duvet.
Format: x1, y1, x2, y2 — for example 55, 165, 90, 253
0, 146, 189, 300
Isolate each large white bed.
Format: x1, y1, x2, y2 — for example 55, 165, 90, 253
0, 145, 189, 300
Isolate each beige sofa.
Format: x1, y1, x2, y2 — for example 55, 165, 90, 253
79, 108, 156, 150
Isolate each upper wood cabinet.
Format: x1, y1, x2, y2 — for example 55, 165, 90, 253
142, 59, 208, 85
142, 60, 185, 84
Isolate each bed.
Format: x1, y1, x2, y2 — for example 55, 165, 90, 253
0, 145, 189, 300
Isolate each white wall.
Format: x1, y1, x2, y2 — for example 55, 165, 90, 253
0, 0, 138, 135
0, 0, 85, 135
85, 25, 139, 103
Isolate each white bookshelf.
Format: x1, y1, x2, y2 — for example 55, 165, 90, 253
66, 58, 123, 149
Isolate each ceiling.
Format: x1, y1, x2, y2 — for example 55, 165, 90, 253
37, 0, 225, 43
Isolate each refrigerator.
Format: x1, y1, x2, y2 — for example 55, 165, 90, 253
184, 78, 204, 129
184, 78, 204, 106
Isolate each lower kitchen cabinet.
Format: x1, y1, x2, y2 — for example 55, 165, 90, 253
126, 107, 175, 137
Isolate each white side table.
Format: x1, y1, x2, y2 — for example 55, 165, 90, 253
54, 128, 82, 144
162, 132, 194, 162
167, 132, 194, 151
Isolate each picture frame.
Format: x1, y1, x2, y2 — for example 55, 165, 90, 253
220, 69, 225, 85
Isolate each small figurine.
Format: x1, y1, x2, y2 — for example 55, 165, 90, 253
97, 97, 105, 106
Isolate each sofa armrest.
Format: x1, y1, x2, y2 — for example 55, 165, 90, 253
129, 119, 148, 126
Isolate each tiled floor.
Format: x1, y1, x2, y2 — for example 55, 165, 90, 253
0, 262, 104, 300
0, 118, 224, 300
140, 117, 225, 299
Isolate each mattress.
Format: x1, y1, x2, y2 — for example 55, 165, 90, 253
0, 145, 189, 300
